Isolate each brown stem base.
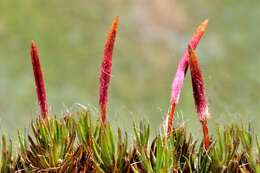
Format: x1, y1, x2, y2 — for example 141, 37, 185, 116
100, 105, 107, 127
201, 120, 210, 150
167, 103, 176, 136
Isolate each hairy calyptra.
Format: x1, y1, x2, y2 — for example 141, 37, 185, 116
99, 16, 119, 125
167, 19, 208, 135
30, 41, 49, 120
188, 45, 210, 150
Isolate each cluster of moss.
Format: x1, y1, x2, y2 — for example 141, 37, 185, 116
0, 109, 259, 172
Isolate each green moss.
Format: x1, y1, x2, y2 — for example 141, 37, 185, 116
0, 109, 260, 172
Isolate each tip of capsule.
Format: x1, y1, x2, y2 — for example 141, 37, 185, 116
196, 19, 209, 34
31, 40, 36, 49
112, 16, 119, 32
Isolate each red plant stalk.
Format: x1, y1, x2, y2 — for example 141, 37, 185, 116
99, 16, 119, 126
188, 45, 210, 150
167, 19, 208, 135
30, 41, 49, 120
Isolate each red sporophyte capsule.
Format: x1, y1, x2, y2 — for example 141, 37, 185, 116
188, 45, 210, 150
30, 41, 49, 120
99, 16, 119, 126
167, 19, 208, 135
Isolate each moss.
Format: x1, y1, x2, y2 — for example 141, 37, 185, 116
0, 109, 258, 172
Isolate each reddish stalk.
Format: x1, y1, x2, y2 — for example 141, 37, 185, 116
166, 103, 175, 135
188, 45, 210, 150
99, 16, 119, 126
30, 41, 49, 120
167, 19, 208, 135
201, 120, 210, 149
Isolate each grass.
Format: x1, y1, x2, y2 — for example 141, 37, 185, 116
0, 110, 259, 172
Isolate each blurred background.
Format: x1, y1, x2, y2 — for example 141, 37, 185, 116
0, 0, 260, 138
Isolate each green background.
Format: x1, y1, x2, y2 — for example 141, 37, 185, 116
0, 0, 259, 138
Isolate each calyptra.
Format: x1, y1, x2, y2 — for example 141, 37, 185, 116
30, 41, 49, 120
99, 16, 119, 126
188, 45, 210, 150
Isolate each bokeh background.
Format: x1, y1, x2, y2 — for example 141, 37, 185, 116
0, 0, 260, 138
